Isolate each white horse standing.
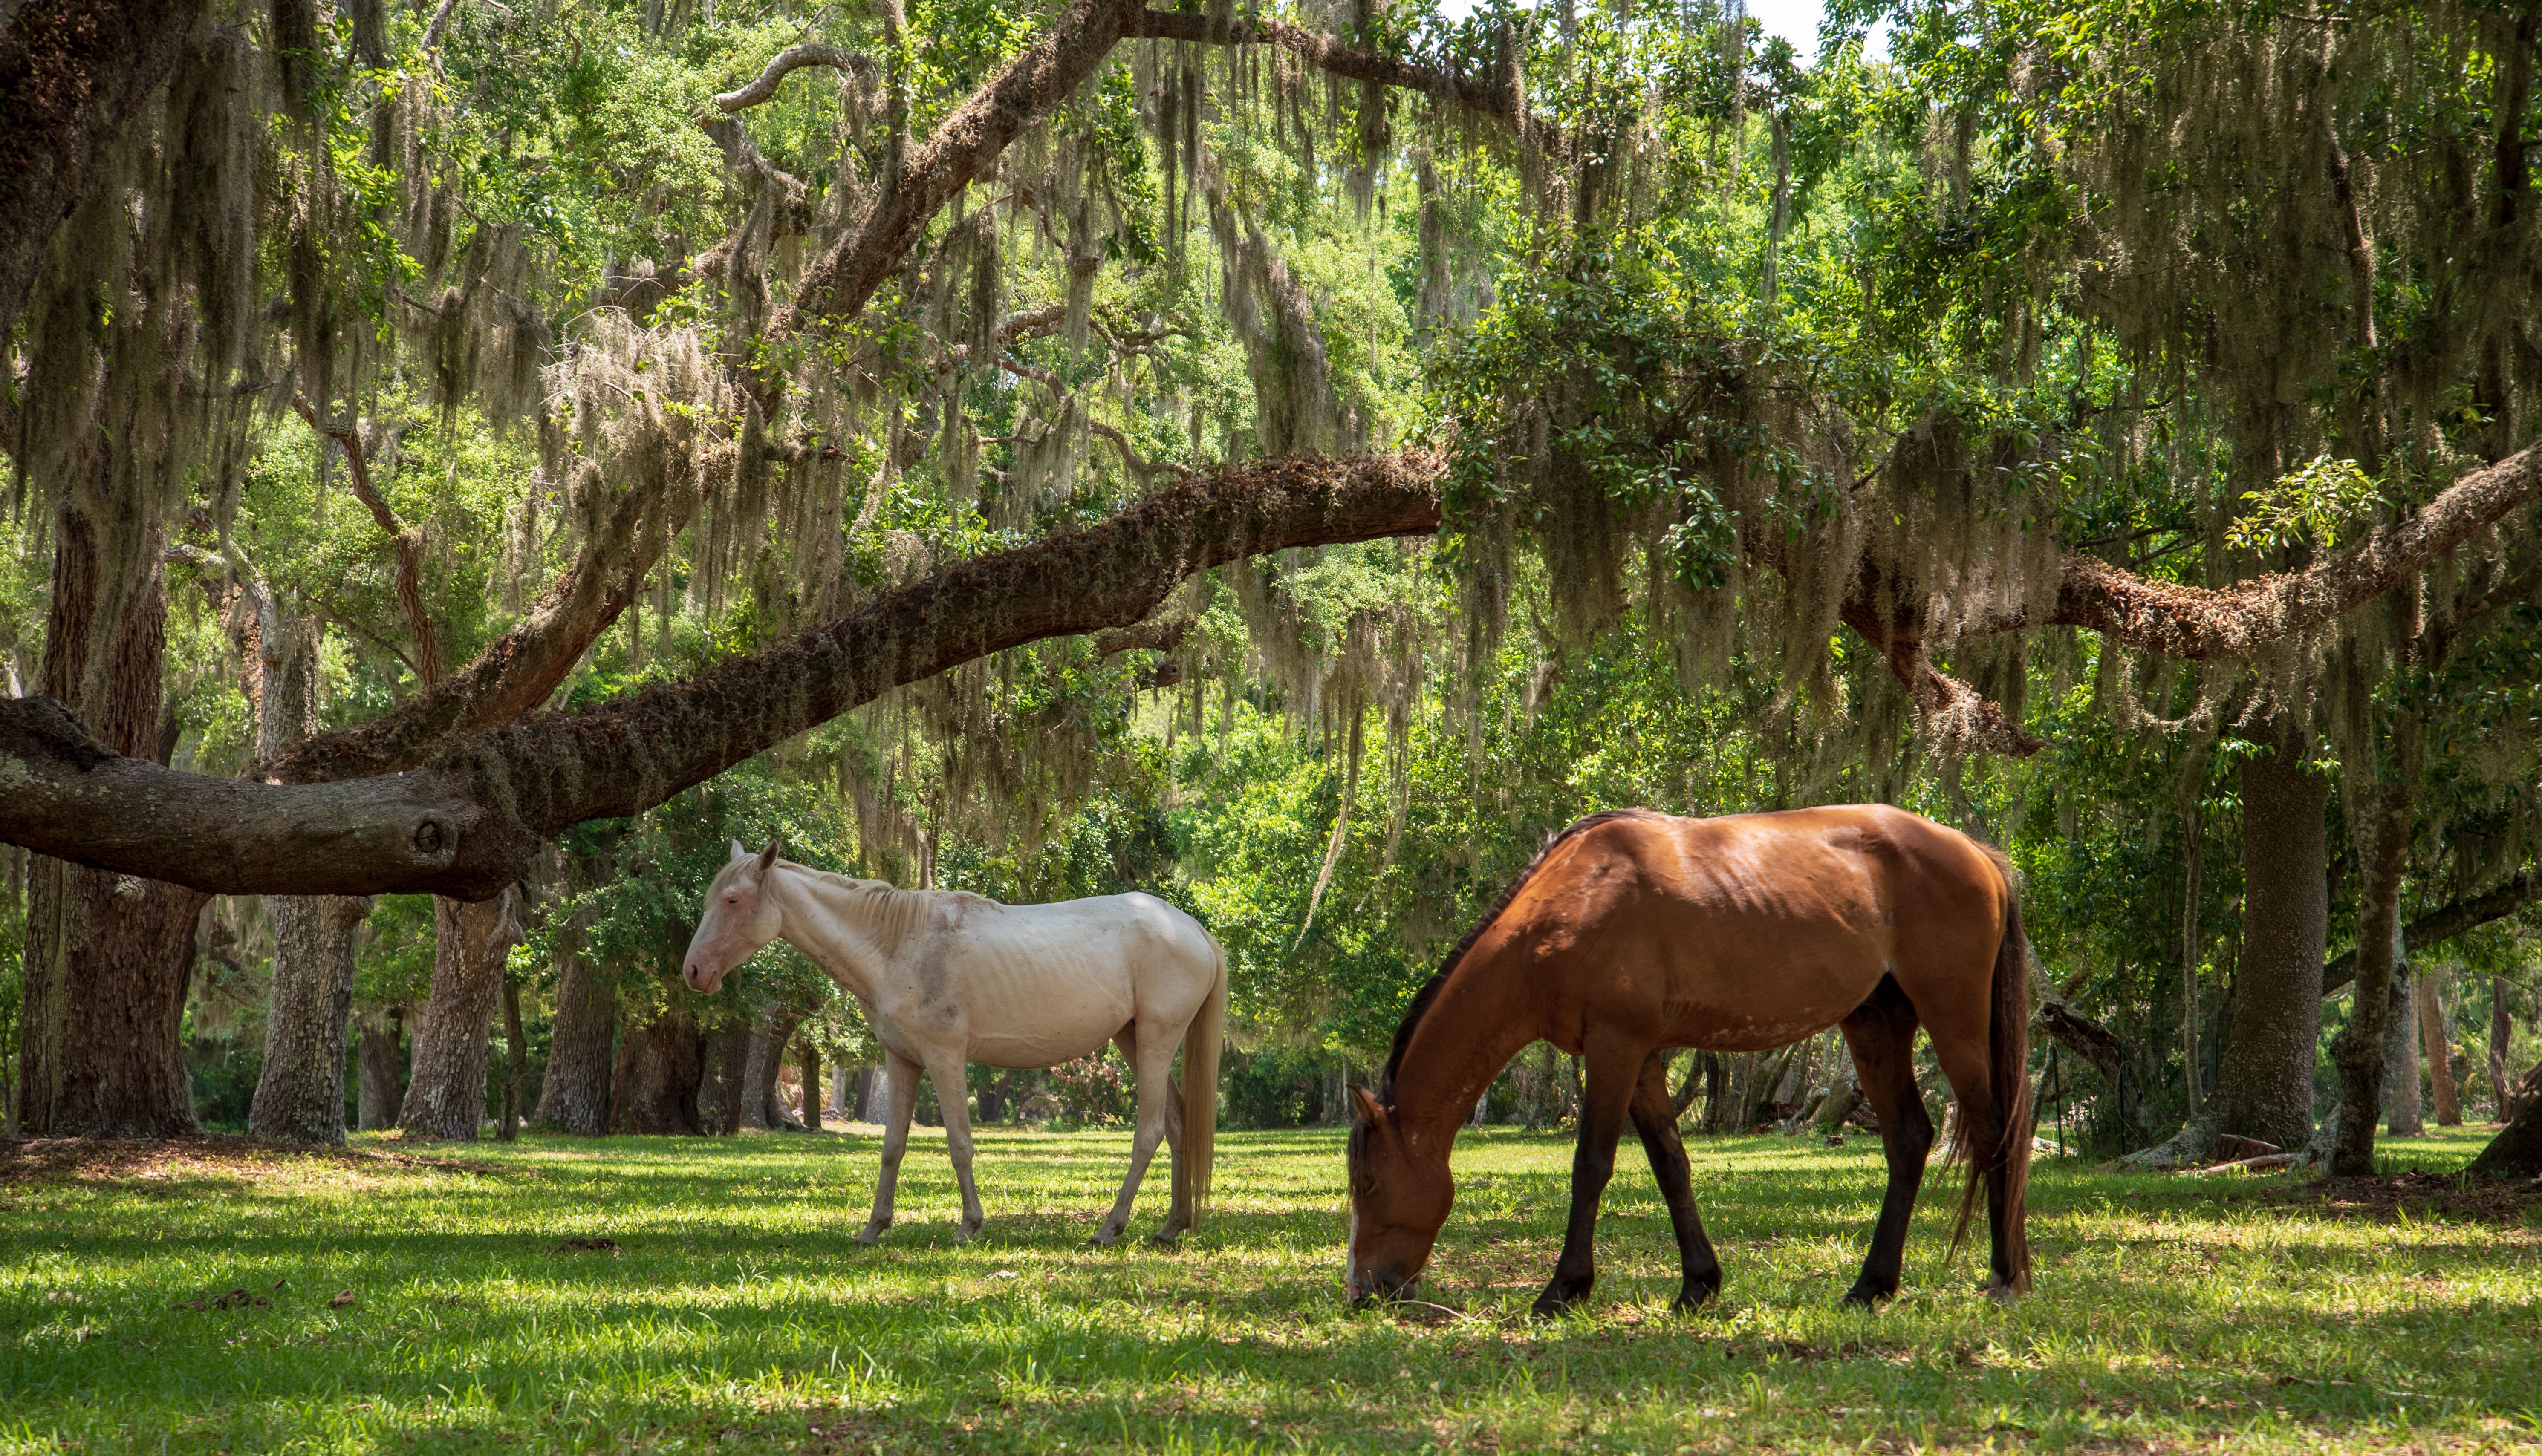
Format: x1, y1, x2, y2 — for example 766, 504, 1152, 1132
682, 840, 1227, 1245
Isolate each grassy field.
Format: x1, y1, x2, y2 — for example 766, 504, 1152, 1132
2, 1122, 2537, 1454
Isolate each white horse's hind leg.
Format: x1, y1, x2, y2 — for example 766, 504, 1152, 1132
857, 1050, 921, 1245
1092, 1023, 1178, 1246
926, 1053, 987, 1242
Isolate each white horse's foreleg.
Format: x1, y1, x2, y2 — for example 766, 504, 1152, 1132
926, 1053, 987, 1242
1092, 1024, 1179, 1246
857, 1050, 921, 1245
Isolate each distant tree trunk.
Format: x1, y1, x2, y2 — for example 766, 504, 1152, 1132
699, 1031, 750, 1134
2204, 735, 2329, 1153
398, 887, 525, 1139
248, 895, 375, 1144
2385, 960, 2424, 1136
2330, 714, 2420, 1176
2418, 968, 2461, 1126
16, 477, 203, 1139
535, 950, 616, 1134
856, 1064, 889, 1122
497, 972, 528, 1142
742, 1014, 800, 1130
2492, 977, 2517, 1122
610, 1000, 705, 1134
800, 1038, 824, 1128
356, 1009, 404, 1132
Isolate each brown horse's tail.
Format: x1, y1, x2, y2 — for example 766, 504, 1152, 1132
1950, 873, 2034, 1292
1174, 944, 1228, 1225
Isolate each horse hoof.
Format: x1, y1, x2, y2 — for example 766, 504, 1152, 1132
1672, 1283, 1719, 1315
1837, 1283, 1888, 1310
1983, 1280, 2021, 1306
854, 1225, 887, 1246
1086, 1227, 1123, 1248
954, 1223, 982, 1245
1150, 1229, 1183, 1248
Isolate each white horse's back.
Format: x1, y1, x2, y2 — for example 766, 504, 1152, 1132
940, 891, 1217, 1069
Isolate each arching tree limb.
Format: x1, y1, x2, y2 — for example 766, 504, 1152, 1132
2321, 866, 2542, 998
0, 450, 1446, 897
715, 43, 874, 112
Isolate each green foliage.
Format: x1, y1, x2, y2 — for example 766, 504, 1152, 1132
2227, 457, 2382, 554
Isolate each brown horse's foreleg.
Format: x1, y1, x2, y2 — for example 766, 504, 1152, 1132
1629, 1049, 1722, 1313
1837, 977, 1932, 1307
1535, 1043, 1641, 1318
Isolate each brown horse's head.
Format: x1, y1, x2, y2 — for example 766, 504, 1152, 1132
1343, 1085, 1451, 1303
683, 839, 783, 993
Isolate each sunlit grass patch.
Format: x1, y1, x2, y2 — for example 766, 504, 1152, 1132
0, 1124, 2535, 1453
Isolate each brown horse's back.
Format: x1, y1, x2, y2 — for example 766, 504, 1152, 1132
1469, 804, 2012, 1055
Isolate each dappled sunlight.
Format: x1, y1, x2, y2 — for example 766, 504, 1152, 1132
2, 1126, 2535, 1452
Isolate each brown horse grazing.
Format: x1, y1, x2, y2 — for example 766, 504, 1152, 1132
1345, 805, 2032, 1315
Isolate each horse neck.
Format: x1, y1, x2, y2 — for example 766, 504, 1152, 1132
771, 867, 921, 998
1388, 940, 1547, 1154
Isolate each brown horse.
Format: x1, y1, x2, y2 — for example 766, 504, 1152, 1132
1345, 805, 2032, 1315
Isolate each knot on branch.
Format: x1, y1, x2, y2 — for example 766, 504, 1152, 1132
0, 697, 120, 772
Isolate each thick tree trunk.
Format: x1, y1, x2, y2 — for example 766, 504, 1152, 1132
856, 1063, 889, 1123
609, 1000, 704, 1134
800, 1037, 823, 1128
2493, 977, 2517, 1122
247, 895, 374, 1143
2383, 960, 2424, 1136
744, 1014, 802, 1129
2417, 968, 2461, 1126
2329, 715, 2420, 1176
699, 1031, 750, 1134
534, 950, 616, 1134
397, 888, 525, 1139
497, 972, 527, 1141
355, 1009, 403, 1132
15, 456, 203, 1139
2204, 735, 2329, 1153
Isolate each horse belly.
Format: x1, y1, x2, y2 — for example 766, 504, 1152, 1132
1653, 908, 1892, 1052
958, 952, 1136, 1070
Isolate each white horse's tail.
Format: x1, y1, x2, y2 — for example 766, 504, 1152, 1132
1175, 944, 1228, 1224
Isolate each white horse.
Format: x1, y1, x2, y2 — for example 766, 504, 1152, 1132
682, 840, 1227, 1246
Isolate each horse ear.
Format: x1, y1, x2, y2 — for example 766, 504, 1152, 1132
1349, 1084, 1386, 1127
728, 839, 749, 862
755, 837, 782, 874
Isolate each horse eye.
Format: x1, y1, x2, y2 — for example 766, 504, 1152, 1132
725, 894, 739, 904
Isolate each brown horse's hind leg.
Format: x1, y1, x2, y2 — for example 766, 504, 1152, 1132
1629, 1050, 1722, 1313
1837, 975, 1933, 1308
1534, 1042, 1642, 1318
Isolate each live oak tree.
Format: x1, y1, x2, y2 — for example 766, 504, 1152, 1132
4, 0, 2542, 1174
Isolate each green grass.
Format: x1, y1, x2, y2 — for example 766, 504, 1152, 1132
2, 1124, 2536, 1454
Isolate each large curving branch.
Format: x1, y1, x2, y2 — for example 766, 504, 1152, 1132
715, 43, 875, 112
2321, 865, 2542, 998
0, 450, 1447, 897
777, 0, 1533, 334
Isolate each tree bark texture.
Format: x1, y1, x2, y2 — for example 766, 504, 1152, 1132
497, 972, 527, 1141
609, 999, 703, 1135
355, 1009, 403, 1132
2329, 714, 2421, 1176
0, 0, 208, 342
2417, 968, 2462, 1126
15, 451, 204, 1138
2467, 1074, 2542, 1177
397, 887, 524, 1139
699, 1031, 749, 1134
800, 1037, 823, 1127
246, 894, 373, 1143
742, 1014, 801, 1130
534, 949, 616, 1134
2383, 961, 2424, 1137
2205, 738, 2331, 1153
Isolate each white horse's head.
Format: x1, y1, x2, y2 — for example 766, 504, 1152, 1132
684, 839, 783, 993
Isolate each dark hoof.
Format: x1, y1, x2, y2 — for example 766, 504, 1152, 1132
1150, 1230, 1183, 1248
1838, 1282, 1892, 1310
1531, 1278, 1593, 1319
1672, 1279, 1721, 1315
1530, 1295, 1574, 1320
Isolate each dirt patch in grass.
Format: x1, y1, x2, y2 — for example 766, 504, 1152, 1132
2248, 1169, 2542, 1225
0, 1134, 508, 1188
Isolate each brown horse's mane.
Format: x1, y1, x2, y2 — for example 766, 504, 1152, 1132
1374, 809, 1660, 1101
